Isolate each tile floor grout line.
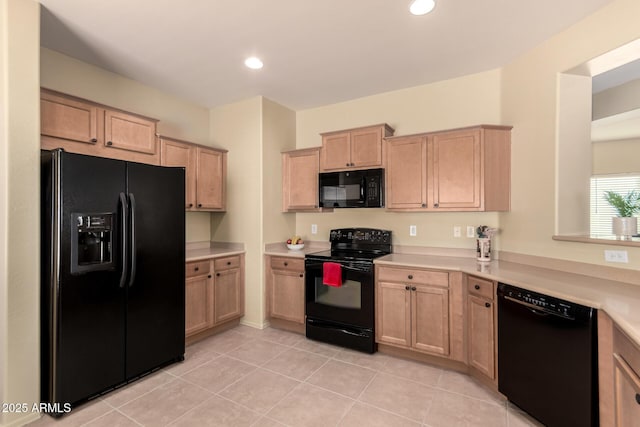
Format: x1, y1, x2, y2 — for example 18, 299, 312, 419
351, 399, 426, 426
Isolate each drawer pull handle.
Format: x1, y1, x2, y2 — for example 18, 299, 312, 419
227, 261, 231, 265
284, 262, 288, 266
636, 393, 640, 405
194, 267, 199, 272
475, 284, 480, 290
408, 275, 413, 280
485, 302, 491, 308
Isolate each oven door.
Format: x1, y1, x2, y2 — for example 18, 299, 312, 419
304, 258, 374, 328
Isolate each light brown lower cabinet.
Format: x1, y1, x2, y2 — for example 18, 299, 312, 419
266, 256, 305, 327
612, 325, 640, 426
466, 275, 496, 382
185, 254, 244, 339
376, 266, 451, 356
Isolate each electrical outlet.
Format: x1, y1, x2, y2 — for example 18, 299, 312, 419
467, 226, 475, 238
311, 224, 317, 235
604, 250, 628, 263
453, 226, 461, 237
410, 225, 417, 236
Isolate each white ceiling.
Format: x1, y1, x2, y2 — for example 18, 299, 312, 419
39, 0, 613, 111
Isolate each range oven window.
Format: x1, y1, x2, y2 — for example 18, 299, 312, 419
313, 278, 361, 309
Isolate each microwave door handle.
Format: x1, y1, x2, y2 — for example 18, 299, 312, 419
360, 177, 366, 201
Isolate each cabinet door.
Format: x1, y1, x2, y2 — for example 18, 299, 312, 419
196, 147, 226, 210
431, 130, 481, 209
468, 295, 495, 379
214, 268, 244, 324
282, 148, 319, 212
185, 275, 212, 336
412, 284, 449, 355
376, 281, 411, 347
350, 127, 382, 168
104, 110, 157, 155
160, 139, 197, 209
270, 269, 305, 323
41, 91, 99, 145
321, 132, 351, 171
385, 136, 427, 209
613, 353, 640, 427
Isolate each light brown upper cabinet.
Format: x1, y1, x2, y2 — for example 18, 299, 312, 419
282, 148, 321, 212
40, 89, 160, 165
160, 136, 227, 212
320, 124, 394, 171
385, 125, 511, 212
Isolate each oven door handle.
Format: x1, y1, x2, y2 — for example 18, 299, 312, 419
306, 261, 370, 273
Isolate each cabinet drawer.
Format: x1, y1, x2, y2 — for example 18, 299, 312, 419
214, 256, 241, 271
467, 276, 494, 300
186, 260, 211, 278
377, 266, 448, 287
614, 325, 640, 378
270, 256, 304, 272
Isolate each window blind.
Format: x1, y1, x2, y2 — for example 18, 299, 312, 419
590, 174, 640, 235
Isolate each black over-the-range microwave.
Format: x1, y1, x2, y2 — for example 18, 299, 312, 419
318, 168, 384, 208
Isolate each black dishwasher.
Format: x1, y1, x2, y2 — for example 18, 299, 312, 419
497, 283, 598, 427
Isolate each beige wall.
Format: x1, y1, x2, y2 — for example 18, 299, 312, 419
501, 0, 640, 268
295, 69, 503, 249
209, 98, 264, 327
0, 0, 41, 426
593, 78, 640, 120
40, 48, 214, 243
593, 137, 640, 175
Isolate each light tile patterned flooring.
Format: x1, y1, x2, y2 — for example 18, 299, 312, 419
29, 325, 543, 426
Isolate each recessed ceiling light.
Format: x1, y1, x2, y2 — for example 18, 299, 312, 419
409, 0, 435, 15
244, 57, 263, 70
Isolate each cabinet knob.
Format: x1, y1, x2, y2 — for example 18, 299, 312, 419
106, 141, 113, 146
411, 287, 417, 291
216, 272, 220, 277
636, 393, 640, 405
284, 262, 288, 266
198, 204, 202, 208
405, 285, 410, 290
90, 138, 97, 143
475, 284, 480, 290
408, 275, 413, 280
299, 274, 304, 278
208, 274, 212, 278
421, 203, 426, 208
188, 203, 193, 208
350, 163, 355, 166
227, 261, 231, 265
485, 302, 491, 308
194, 267, 199, 271
433, 203, 439, 208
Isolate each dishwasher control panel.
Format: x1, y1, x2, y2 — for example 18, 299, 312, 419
497, 283, 593, 321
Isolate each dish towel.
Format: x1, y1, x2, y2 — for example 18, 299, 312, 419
322, 262, 342, 287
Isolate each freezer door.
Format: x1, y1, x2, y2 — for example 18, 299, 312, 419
125, 162, 185, 378
41, 150, 127, 407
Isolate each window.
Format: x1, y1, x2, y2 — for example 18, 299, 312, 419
590, 174, 640, 235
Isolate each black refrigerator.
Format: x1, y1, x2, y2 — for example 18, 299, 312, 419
41, 149, 185, 413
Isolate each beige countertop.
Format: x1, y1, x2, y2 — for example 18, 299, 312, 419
264, 241, 330, 258
375, 253, 640, 346
186, 241, 245, 262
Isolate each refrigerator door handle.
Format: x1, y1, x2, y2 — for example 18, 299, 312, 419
128, 193, 137, 287
119, 192, 129, 288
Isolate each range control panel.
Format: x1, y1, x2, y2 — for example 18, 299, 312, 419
329, 228, 391, 244
497, 283, 593, 321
